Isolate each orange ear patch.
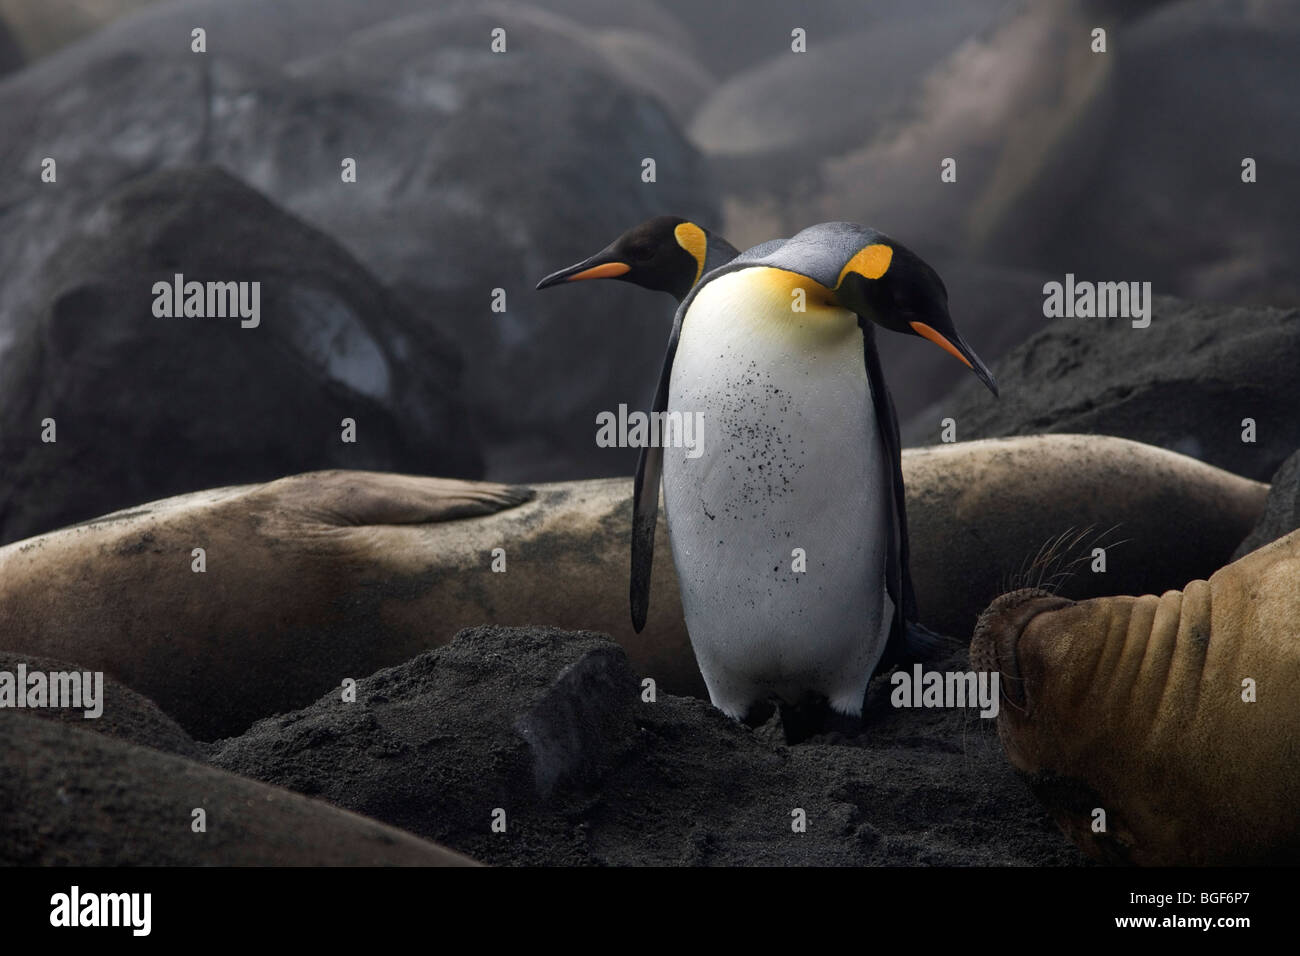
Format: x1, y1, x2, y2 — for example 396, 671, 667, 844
673, 222, 708, 285
836, 243, 893, 286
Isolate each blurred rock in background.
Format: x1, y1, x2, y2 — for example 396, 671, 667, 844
0, 0, 162, 61
0, 0, 1294, 497
0, 0, 717, 499
0, 13, 22, 76
1018, 0, 1300, 307
905, 297, 1300, 482
0, 166, 480, 543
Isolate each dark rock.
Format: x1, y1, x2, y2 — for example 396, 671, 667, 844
281, 10, 718, 480
287, 4, 712, 125
1020, 0, 1300, 306
212, 627, 640, 849
31, 0, 690, 72
0, 651, 202, 760
213, 625, 1082, 865
903, 297, 1300, 481
657, 0, 1005, 78
0, 0, 157, 63
1234, 449, 1300, 558
0, 7, 718, 482
589, 27, 715, 126
512, 643, 639, 797
0, 713, 476, 865
0, 14, 22, 76
0, 165, 479, 543
710, 0, 1113, 271
689, 11, 1003, 160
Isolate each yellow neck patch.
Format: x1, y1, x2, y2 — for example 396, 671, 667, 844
836, 243, 893, 287
674, 222, 708, 286
745, 268, 857, 341
687, 268, 858, 350
751, 267, 838, 310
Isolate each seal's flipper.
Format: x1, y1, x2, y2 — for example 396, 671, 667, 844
267, 471, 534, 527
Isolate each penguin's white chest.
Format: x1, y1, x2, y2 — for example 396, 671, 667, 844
662, 268, 892, 718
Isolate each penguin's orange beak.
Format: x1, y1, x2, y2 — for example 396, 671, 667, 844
536, 255, 630, 289
909, 318, 999, 396
910, 322, 972, 369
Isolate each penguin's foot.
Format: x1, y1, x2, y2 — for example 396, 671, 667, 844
740, 698, 776, 729
777, 694, 864, 744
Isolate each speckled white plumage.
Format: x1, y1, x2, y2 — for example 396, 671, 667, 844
662, 267, 893, 718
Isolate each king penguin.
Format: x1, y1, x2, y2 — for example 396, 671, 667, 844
536, 215, 738, 302
631, 221, 998, 724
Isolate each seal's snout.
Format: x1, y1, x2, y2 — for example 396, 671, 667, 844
971, 588, 1074, 712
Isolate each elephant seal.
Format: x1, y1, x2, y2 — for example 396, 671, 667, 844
904, 434, 1268, 639
0, 650, 203, 760
0, 470, 690, 739
2, 712, 477, 866
0, 436, 1267, 739
971, 529, 1300, 865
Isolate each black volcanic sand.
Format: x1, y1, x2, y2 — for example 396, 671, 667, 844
212, 625, 1085, 866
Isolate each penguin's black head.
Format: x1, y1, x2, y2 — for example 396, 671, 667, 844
536, 215, 709, 302
828, 231, 999, 396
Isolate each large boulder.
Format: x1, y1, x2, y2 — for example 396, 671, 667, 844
1, 713, 476, 865
279, 7, 717, 480
0, 13, 21, 76
0, 0, 160, 61
212, 628, 641, 842
287, 4, 713, 125
1014, 0, 1300, 306
18, 0, 690, 71
0, 166, 479, 543
708, 0, 1115, 264
0, 2, 718, 482
213, 625, 1082, 865
904, 297, 1300, 481
656, 0, 1005, 78
688, 12, 1002, 162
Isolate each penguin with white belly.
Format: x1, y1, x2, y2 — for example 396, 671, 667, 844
632, 222, 999, 731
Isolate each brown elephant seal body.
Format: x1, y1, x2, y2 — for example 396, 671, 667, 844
0, 470, 690, 739
0, 435, 1266, 739
972, 530, 1300, 865
903, 434, 1267, 639
2, 712, 477, 866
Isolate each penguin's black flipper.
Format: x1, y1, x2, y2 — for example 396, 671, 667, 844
630, 317, 683, 633
903, 618, 961, 662
859, 321, 922, 671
